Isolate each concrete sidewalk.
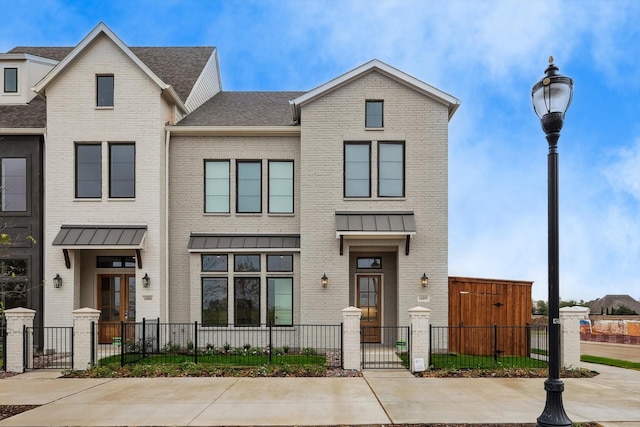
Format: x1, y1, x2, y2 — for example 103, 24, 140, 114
0, 362, 639, 426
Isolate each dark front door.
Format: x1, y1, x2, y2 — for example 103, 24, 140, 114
97, 274, 135, 344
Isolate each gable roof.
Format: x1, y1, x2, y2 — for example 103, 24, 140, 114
290, 59, 460, 123
176, 91, 304, 127
28, 23, 216, 113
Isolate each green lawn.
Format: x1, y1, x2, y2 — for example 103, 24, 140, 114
430, 353, 547, 369
581, 354, 640, 371
98, 353, 326, 367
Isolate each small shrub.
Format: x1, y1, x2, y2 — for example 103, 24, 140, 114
301, 347, 317, 356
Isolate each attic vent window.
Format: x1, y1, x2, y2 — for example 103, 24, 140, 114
4, 68, 17, 93
365, 100, 383, 128
97, 75, 114, 107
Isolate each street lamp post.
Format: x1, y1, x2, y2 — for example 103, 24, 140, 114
532, 57, 574, 427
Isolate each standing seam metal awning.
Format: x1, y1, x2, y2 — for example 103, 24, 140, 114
52, 225, 147, 268
188, 234, 301, 252
335, 211, 416, 255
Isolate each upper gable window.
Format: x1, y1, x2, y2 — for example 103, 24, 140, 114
4, 68, 17, 93
365, 100, 383, 128
97, 75, 114, 107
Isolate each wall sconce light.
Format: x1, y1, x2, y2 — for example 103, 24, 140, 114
421, 273, 429, 288
142, 273, 150, 288
321, 273, 328, 288
53, 273, 62, 288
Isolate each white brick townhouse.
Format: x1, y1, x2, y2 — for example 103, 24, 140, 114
4, 23, 459, 343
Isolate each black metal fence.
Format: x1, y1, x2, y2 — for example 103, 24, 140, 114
93, 319, 343, 368
430, 324, 548, 370
1, 322, 6, 371
24, 326, 74, 370
361, 326, 410, 369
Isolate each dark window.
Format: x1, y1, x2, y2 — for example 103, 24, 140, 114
75, 144, 102, 198
0, 259, 27, 276
4, 68, 17, 93
202, 277, 228, 326
236, 161, 261, 213
268, 161, 293, 213
109, 143, 135, 198
378, 142, 405, 197
344, 142, 371, 197
357, 257, 382, 269
268, 277, 293, 326
96, 256, 136, 268
202, 254, 228, 272
1, 158, 27, 212
0, 259, 28, 310
234, 277, 260, 326
97, 75, 114, 107
365, 100, 383, 128
204, 160, 230, 213
267, 255, 293, 272
234, 254, 260, 272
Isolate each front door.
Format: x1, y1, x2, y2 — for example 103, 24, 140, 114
97, 274, 136, 344
358, 275, 381, 343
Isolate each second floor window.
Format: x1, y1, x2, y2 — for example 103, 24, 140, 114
344, 142, 371, 197
97, 75, 114, 107
378, 142, 405, 197
268, 161, 293, 213
75, 144, 102, 198
0, 158, 27, 212
204, 160, 230, 213
4, 68, 17, 93
109, 144, 135, 198
236, 161, 261, 213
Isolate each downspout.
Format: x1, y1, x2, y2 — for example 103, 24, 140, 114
164, 128, 171, 323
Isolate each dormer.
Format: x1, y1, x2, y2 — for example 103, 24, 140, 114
0, 53, 58, 105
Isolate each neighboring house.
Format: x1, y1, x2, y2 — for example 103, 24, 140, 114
587, 295, 640, 315
0, 50, 59, 331
4, 22, 459, 345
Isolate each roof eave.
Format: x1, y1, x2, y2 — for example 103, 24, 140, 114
0, 128, 46, 135
166, 125, 300, 136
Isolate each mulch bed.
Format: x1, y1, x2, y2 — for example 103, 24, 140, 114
0, 405, 39, 421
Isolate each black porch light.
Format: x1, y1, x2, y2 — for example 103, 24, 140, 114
142, 273, 150, 288
53, 273, 62, 288
532, 56, 573, 427
321, 273, 328, 288
420, 273, 429, 288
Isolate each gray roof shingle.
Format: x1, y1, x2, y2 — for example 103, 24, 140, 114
177, 91, 304, 126
0, 97, 46, 128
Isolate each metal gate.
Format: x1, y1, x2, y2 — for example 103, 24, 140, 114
24, 326, 73, 370
361, 326, 410, 369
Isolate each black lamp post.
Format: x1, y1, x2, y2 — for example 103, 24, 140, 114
532, 57, 573, 427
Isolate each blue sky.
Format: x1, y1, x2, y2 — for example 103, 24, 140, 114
2, 0, 639, 302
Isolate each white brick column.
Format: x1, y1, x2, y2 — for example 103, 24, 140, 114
560, 306, 590, 369
342, 306, 361, 370
4, 307, 36, 373
409, 306, 431, 372
72, 308, 101, 370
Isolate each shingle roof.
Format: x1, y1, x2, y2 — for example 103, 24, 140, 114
0, 97, 46, 128
177, 91, 304, 126
7, 46, 215, 101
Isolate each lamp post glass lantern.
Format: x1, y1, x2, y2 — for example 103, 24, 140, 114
532, 57, 573, 427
